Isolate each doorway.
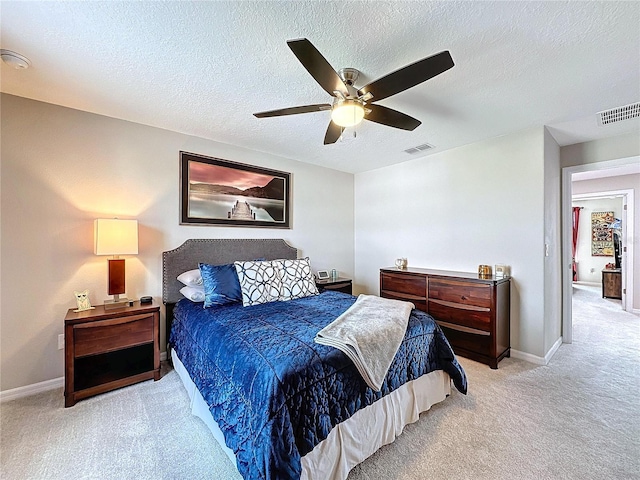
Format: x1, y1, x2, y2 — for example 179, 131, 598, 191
571, 192, 627, 309
561, 156, 638, 344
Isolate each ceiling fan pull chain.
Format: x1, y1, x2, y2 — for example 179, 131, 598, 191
340, 126, 357, 143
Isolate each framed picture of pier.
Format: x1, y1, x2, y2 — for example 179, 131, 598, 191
180, 151, 291, 228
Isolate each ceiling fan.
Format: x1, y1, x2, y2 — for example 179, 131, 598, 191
254, 38, 454, 145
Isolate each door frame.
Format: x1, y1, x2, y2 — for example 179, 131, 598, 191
561, 156, 638, 344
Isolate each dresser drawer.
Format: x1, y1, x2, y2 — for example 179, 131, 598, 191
438, 323, 492, 357
428, 279, 491, 308
381, 272, 426, 298
74, 313, 155, 358
428, 299, 491, 331
381, 290, 427, 312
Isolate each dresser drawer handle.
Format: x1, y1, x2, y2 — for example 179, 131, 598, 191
461, 295, 467, 300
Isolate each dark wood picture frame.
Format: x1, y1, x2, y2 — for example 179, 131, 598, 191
180, 151, 291, 228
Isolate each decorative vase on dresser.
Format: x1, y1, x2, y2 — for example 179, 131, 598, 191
380, 267, 511, 369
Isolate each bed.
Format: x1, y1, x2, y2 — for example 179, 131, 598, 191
163, 239, 467, 480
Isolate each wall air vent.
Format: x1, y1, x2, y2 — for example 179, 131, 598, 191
597, 102, 640, 126
404, 143, 435, 155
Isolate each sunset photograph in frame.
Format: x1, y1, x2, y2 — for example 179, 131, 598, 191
180, 152, 290, 228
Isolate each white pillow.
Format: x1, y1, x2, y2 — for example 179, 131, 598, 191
177, 269, 203, 287
234, 260, 283, 307
179, 285, 205, 302
277, 258, 319, 301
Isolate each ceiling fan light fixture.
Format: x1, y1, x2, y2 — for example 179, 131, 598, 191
331, 99, 365, 127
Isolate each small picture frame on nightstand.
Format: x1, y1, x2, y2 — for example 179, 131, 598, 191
316, 270, 329, 280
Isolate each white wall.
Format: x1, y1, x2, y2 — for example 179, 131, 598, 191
0, 94, 355, 391
561, 133, 640, 168
543, 128, 562, 353
355, 127, 548, 357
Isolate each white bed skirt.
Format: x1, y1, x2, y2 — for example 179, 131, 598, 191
171, 349, 451, 480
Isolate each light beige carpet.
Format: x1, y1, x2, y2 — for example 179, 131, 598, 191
1, 284, 638, 479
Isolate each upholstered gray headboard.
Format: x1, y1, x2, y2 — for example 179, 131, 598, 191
162, 238, 298, 305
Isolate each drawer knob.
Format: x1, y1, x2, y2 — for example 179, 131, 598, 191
461, 295, 467, 300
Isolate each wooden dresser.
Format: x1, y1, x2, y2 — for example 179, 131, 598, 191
380, 267, 511, 369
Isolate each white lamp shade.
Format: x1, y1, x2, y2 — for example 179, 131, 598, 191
94, 219, 138, 255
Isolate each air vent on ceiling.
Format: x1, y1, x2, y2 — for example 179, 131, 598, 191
597, 102, 640, 126
404, 143, 435, 155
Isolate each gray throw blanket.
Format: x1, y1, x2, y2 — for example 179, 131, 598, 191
314, 294, 415, 391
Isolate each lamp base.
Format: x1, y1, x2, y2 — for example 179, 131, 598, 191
103, 297, 131, 310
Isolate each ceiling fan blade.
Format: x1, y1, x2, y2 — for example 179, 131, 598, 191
365, 104, 421, 131
254, 104, 331, 118
358, 51, 454, 102
287, 38, 349, 97
324, 121, 344, 145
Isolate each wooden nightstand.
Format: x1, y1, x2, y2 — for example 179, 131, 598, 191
602, 268, 622, 299
64, 302, 160, 407
316, 277, 353, 295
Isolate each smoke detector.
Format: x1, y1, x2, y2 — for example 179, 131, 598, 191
597, 102, 640, 126
0, 50, 31, 69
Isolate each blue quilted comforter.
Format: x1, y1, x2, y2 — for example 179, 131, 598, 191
170, 291, 467, 480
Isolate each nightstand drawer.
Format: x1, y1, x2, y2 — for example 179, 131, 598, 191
325, 281, 352, 293
428, 279, 491, 308
316, 277, 353, 295
74, 313, 154, 358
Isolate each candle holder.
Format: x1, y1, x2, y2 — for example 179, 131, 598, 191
395, 258, 408, 269
478, 264, 492, 278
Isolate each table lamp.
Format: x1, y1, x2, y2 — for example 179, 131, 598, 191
94, 218, 138, 309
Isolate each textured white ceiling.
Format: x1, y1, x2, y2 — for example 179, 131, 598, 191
1, 1, 639, 174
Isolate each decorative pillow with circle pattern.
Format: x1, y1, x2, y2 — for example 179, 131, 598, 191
234, 260, 283, 307
277, 257, 319, 301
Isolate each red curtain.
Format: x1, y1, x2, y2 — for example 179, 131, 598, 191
572, 207, 581, 281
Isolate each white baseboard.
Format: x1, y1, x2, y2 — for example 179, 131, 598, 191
510, 337, 563, 366
545, 337, 563, 363
1, 351, 168, 403
510, 350, 545, 365
0, 377, 64, 403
